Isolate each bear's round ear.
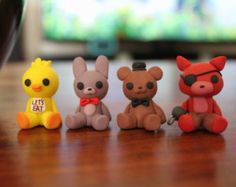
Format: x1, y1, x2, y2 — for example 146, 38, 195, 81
210, 56, 227, 71
176, 56, 191, 71
148, 67, 163, 81
117, 67, 131, 80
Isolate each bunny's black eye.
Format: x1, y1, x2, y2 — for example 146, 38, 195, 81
77, 82, 84, 90
211, 75, 219, 83
126, 82, 133, 90
42, 78, 50, 86
146, 82, 154, 89
24, 79, 31, 87
96, 81, 103, 89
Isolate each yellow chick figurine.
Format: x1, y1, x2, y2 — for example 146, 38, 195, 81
16, 58, 61, 129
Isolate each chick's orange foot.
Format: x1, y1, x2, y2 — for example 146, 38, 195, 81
16, 112, 30, 129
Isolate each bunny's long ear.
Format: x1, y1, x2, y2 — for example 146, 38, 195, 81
210, 56, 227, 71
176, 56, 191, 71
95, 55, 109, 78
73, 57, 87, 78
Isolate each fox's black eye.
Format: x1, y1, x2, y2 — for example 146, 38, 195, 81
96, 81, 103, 89
146, 82, 154, 89
126, 82, 133, 90
183, 74, 197, 86
77, 82, 84, 90
42, 78, 50, 86
24, 79, 31, 87
211, 75, 219, 83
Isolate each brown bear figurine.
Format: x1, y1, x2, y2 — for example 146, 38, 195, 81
116, 62, 166, 131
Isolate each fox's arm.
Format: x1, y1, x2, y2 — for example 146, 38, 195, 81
213, 100, 222, 116
181, 99, 189, 111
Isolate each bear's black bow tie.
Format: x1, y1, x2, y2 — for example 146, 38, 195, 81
131, 99, 150, 107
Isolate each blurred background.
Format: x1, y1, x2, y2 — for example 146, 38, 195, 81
9, 0, 236, 61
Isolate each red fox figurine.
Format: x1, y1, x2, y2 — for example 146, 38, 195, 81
168, 56, 228, 133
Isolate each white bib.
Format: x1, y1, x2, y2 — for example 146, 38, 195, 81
84, 104, 96, 116
31, 98, 46, 113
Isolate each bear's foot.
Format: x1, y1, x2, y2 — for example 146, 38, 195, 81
117, 113, 136, 130
143, 114, 161, 131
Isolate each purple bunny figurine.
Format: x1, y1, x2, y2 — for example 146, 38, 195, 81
65, 55, 111, 131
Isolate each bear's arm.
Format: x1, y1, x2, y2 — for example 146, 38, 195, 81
213, 100, 222, 116
124, 104, 131, 113
152, 102, 166, 123
101, 102, 112, 121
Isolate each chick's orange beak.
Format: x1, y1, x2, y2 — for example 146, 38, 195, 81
32, 84, 42, 92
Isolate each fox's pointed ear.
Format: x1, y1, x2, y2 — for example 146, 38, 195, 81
210, 56, 227, 71
176, 56, 191, 71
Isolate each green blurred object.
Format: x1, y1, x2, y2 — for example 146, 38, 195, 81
41, 0, 236, 42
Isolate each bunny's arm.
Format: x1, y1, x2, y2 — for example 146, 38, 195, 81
75, 106, 81, 113
101, 102, 111, 121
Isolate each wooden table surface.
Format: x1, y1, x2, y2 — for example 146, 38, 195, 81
0, 60, 235, 187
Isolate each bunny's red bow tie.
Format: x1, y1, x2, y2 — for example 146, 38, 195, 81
80, 98, 100, 106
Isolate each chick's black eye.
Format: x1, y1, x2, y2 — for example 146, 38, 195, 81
126, 82, 133, 90
77, 82, 84, 90
42, 78, 50, 86
211, 75, 219, 83
24, 79, 31, 87
146, 82, 154, 89
183, 74, 197, 86
96, 81, 103, 89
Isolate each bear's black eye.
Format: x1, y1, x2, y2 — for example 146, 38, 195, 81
24, 79, 31, 87
146, 82, 154, 89
77, 82, 84, 90
42, 78, 50, 86
211, 75, 219, 83
96, 81, 103, 89
126, 82, 133, 90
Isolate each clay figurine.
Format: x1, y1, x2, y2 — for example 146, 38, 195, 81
116, 62, 166, 131
167, 56, 228, 133
65, 55, 111, 131
16, 58, 62, 129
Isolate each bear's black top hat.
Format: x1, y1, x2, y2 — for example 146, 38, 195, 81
132, 62, 146, 71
